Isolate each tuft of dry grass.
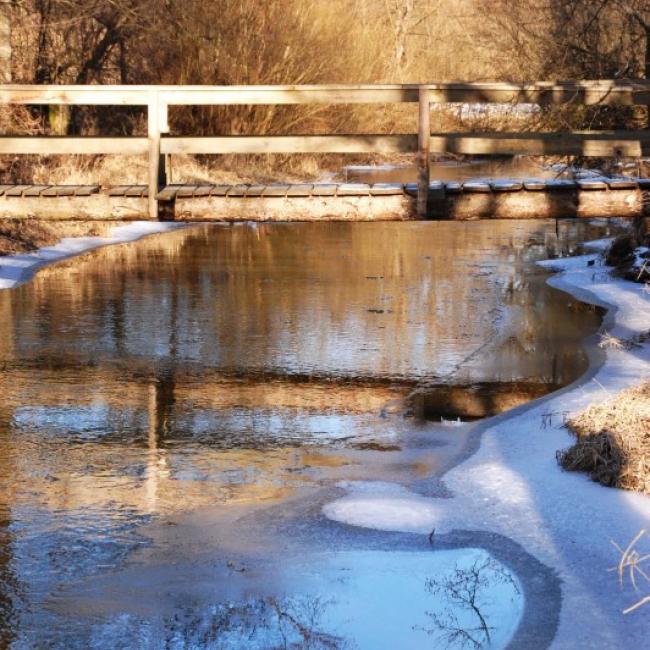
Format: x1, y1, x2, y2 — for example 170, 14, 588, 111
0, 218, 110, 256
610, 529, 650, 614
598, 332, 630, 351
605, 234, 637, 268
603, 232, 650, 284
557, 382, 650, 493
0, 218, 59, 255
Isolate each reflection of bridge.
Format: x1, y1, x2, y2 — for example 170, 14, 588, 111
1, 82, 649, 221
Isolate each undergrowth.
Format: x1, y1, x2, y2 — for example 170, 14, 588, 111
0, 219, 106, 256
557, 382, 650, 493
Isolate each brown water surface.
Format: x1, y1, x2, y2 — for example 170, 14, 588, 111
344, 158, 561, 184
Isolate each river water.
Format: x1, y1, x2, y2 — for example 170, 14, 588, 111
0, 220, 614, 648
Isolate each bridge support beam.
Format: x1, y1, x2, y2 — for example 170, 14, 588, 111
147, 92, 167, 220
417, 87, 430, 219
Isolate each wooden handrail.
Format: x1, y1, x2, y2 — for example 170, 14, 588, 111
0, 136, 149, 154
0, 81, 649, 105
0, 81, 648, 218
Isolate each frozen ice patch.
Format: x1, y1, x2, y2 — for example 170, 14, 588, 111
583, 237, 614, 251
537, 252, 600, 272
324, 481, 447, 534
82, 549, 524, 650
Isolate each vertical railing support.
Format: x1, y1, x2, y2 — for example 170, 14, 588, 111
417, 86, 431, 219
147, 91, 166, 220
159, 101, 171, 183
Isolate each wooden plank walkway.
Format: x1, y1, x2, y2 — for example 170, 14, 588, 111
0, 180, 647, 221
152, 178, 650, 199
0, 184, 100, 197
0, 179, 648, 200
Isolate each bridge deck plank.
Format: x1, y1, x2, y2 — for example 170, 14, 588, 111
311, 184, 337, 196
4, 185, 31, 197
22, 185, 51, 197
124, 185, 148, 198
175, 185, 199, 198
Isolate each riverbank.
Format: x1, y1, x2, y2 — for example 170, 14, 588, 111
0, 220, 190, 289
324, 238, 650, 647
0, 218, 118, 256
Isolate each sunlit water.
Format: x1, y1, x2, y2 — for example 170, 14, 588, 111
344, 158, 560, 184
0, 220, 614, 647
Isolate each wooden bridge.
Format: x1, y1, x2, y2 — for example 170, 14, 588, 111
1, 82, 650, 221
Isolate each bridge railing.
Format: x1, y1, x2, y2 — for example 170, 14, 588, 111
0, 82, 649, 218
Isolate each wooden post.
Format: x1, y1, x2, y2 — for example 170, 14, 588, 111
159, 101, 171, 183
417, 86, 430, 219
147, 92, 166, 220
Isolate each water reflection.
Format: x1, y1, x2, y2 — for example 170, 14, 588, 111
147, 595, 349, 650
45, 549, 521, 650
0, 220, 613, 646
421, 555, 521, 649
344, 158, 560, 184
1, 221, 604, 381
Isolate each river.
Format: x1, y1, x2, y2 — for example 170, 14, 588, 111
0, 219, 615, 648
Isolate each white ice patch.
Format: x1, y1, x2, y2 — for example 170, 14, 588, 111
440, 415, 465, 427
536, 252, 600, 272
323, 481, 447, 534
583, 236, 614, 251
0, 221, 190, 290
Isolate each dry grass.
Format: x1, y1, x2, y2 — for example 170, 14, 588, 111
557, 382, 650, 493
610, 529, 650, 614
598, 332, 637, 351
0, 151, 352, 187
0, 218, 59, 255
603, 232, 650, 285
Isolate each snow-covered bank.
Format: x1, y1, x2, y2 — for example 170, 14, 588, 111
324, 241, 650, 648
0, 221, 190, 290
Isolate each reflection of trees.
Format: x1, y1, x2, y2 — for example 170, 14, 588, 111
1, 221, 605, 384
420, 556, 520, 649
158, 594, 348, 650
148, 366, 176, 445
0, 516, 17, 649
453, 223, 603, 385
0, 407, 20, 649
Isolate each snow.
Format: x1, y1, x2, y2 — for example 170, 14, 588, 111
323, 481, 443, 533
0, 221, 189, 290
323, 241, 650, 648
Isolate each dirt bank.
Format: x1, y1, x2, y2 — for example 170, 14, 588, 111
0, 218, 126, 256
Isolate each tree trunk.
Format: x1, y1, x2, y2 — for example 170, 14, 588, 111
645, 24, 650, 128
0, 1, 12, 82
391, 0, 414, 74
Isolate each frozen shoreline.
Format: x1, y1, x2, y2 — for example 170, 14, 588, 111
325, 239, 650, 648
0, 221, 191, 290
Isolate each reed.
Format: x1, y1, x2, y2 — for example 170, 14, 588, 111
557, 382, 650, 493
